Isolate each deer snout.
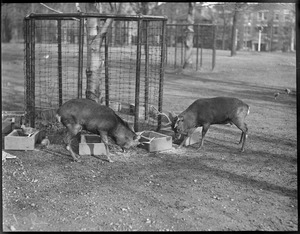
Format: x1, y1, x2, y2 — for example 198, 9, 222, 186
175, 119, 186, 133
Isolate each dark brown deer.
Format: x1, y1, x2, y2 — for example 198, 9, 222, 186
154, 97, 250, 152
56, 98, 141, 162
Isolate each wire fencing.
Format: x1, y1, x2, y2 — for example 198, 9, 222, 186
165, 24, 216, 71
24, 13, 167, 131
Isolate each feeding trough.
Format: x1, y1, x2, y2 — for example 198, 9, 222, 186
79, 134, 107, 156
4, 129, 41, 150
138, 131, 172, 152
175, 127, 202, 147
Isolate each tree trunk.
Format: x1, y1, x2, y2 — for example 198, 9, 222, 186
86, 17, 101, 102
291, 26, 295, 52
84, 3, 119, 103
140, 2, 149, 15
231, 4, 238, 56
221, 6, 226, 50
222, 23, 226, 50
183, 2, 195, 69
222, 29, 225, 50
222, 20, 226, 50
1, 14, 12, 42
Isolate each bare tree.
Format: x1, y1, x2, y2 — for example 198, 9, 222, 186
183, 2, 195, 69
129, 2, 160, 15
217, 3, 232, 50
230, 3, 250, 56
1, 5, 12, 42
221, 5, 227, 50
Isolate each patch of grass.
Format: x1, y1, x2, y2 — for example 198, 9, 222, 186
2, 43, 297, 231
2, 42, 296, 112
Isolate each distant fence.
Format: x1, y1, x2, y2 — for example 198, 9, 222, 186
165, 24, 216, 70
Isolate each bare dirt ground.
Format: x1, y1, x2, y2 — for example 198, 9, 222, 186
2, 44, 297, 231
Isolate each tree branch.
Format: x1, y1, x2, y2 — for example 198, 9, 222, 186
75, 3, 81, 12
40, 3, 79, 21
109, 2, 114, 12
40, 3, 63, 14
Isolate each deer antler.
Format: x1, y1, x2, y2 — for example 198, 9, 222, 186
136, 131, 155, 145
135, 131, 146, 140
151, 106, 172, 126
140, 137, 155, 145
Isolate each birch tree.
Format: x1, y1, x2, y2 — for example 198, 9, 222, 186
183, 2, 195, 69
81, 3, 122, 102
130, 2, 160, 15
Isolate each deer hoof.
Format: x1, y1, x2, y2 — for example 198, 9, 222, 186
106, 157, 114, 163
197, 146, 203, 151
73, 157, 80, 162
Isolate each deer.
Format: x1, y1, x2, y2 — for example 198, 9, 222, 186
152, 97, 250, 152
56, 98, 142, 162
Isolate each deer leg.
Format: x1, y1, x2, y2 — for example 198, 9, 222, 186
241, 123, 248, 152
199, 124, 210, 149
65, 123, 82, 162
232, 120, 248, 152
99, 131, 114, 163
178, 135, 188, 148
238, 132, 244, 145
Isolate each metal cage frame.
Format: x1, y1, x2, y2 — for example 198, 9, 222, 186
24, 13, 168, 132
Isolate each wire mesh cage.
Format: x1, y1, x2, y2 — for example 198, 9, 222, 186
165, 24, 216, 71
24, 13, 168, 132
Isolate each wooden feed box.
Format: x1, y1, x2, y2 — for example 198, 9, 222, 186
177, 127, 202, 146
79, 134, 107, 156
4, 129, 40, 150
139, 131, 172, 152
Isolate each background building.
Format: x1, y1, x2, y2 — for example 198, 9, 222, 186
155, 2, 295, 52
